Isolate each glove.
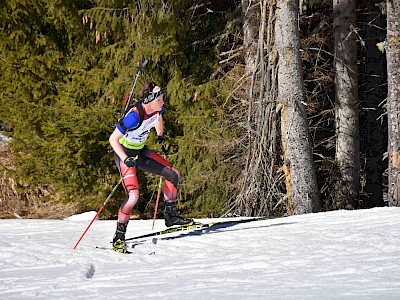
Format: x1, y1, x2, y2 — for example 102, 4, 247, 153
124, 156, 138, 168
156, 134, 164, 144
162, 144, 170, 156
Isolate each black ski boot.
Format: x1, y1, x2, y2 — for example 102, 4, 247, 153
112, 223, 128, 253
164, 201, 193, 227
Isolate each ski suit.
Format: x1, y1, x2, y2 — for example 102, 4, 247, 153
115, 103, 179, 224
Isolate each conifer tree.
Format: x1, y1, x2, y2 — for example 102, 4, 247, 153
333, 0, 359, 209
1, 0, 240, 217
0, 0, 117, 208
275, 0, 320, 214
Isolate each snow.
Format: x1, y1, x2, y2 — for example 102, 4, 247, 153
1, 207, 400, 300
64, 211, 99, 221
0, 133, 12, 145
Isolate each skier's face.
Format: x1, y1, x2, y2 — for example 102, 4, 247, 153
152, 94, 164, 111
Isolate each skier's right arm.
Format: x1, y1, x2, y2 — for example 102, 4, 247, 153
109, 128, 128, 162
109, 110, 140, 162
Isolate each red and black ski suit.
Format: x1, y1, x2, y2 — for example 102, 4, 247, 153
113, 103, 179, 224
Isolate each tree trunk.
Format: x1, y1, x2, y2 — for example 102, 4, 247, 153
234, 1, 282, 216
333, 0, 359, 209
386, 0, 400, 207
358, 1, 386, 208
275, 0, 320, 214
241, 0, 259, 77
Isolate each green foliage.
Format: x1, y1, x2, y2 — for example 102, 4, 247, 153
1, 0, 239, 217
0, 0, 117, 206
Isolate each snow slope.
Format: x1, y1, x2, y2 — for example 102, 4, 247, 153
0, 207, 399, 300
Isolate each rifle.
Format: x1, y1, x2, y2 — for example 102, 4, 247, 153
119, 59, 148, 119
108, 60, 148, 154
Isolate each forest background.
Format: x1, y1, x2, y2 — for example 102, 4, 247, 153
0, 0, 398, 220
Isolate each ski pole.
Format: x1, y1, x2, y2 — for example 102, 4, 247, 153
73, 177, 122, 249
152, 175, 163, 230
152, 145, 170, 230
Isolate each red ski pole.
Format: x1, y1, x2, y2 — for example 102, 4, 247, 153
152, 176, 163, 230
152, 147, 169, 230
73, 177, 122, 249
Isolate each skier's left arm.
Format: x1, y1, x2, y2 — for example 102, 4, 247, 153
155, 114, 164, 143
155, 112, 170, 155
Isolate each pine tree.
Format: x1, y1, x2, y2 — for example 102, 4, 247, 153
333, 0, 359, 209
275, 0, 320, 214
0, 0, 118, 208
1, 0, 240, 217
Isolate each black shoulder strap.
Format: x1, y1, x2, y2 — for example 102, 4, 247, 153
118, 102, 145, 132
133, 102, 145, 131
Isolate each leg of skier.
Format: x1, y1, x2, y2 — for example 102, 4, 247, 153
111, 153, 139, 253
139, 149, 192, 227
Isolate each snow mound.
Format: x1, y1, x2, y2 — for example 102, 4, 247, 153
65, 211, 98, 221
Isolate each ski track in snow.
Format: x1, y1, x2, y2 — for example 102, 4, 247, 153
0, 207, 400, 299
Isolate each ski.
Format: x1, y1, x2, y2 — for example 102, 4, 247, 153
124, 220, 203, 242
125, 216, 276, 242
96, 246, 133, 254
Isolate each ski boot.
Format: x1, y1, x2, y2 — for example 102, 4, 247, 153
164, 201, 193, 227
111, 222, 128, 253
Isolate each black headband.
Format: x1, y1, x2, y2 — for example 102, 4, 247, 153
143, 84, 162, 104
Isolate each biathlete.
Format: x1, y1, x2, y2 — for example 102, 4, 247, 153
109, 82, 192, 253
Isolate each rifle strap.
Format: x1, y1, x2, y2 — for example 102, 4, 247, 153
118, 102, 145, 132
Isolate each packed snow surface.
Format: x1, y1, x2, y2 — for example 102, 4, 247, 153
1, 207, 399, 299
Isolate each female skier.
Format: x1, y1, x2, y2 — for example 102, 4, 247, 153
109, 82, 192, 253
